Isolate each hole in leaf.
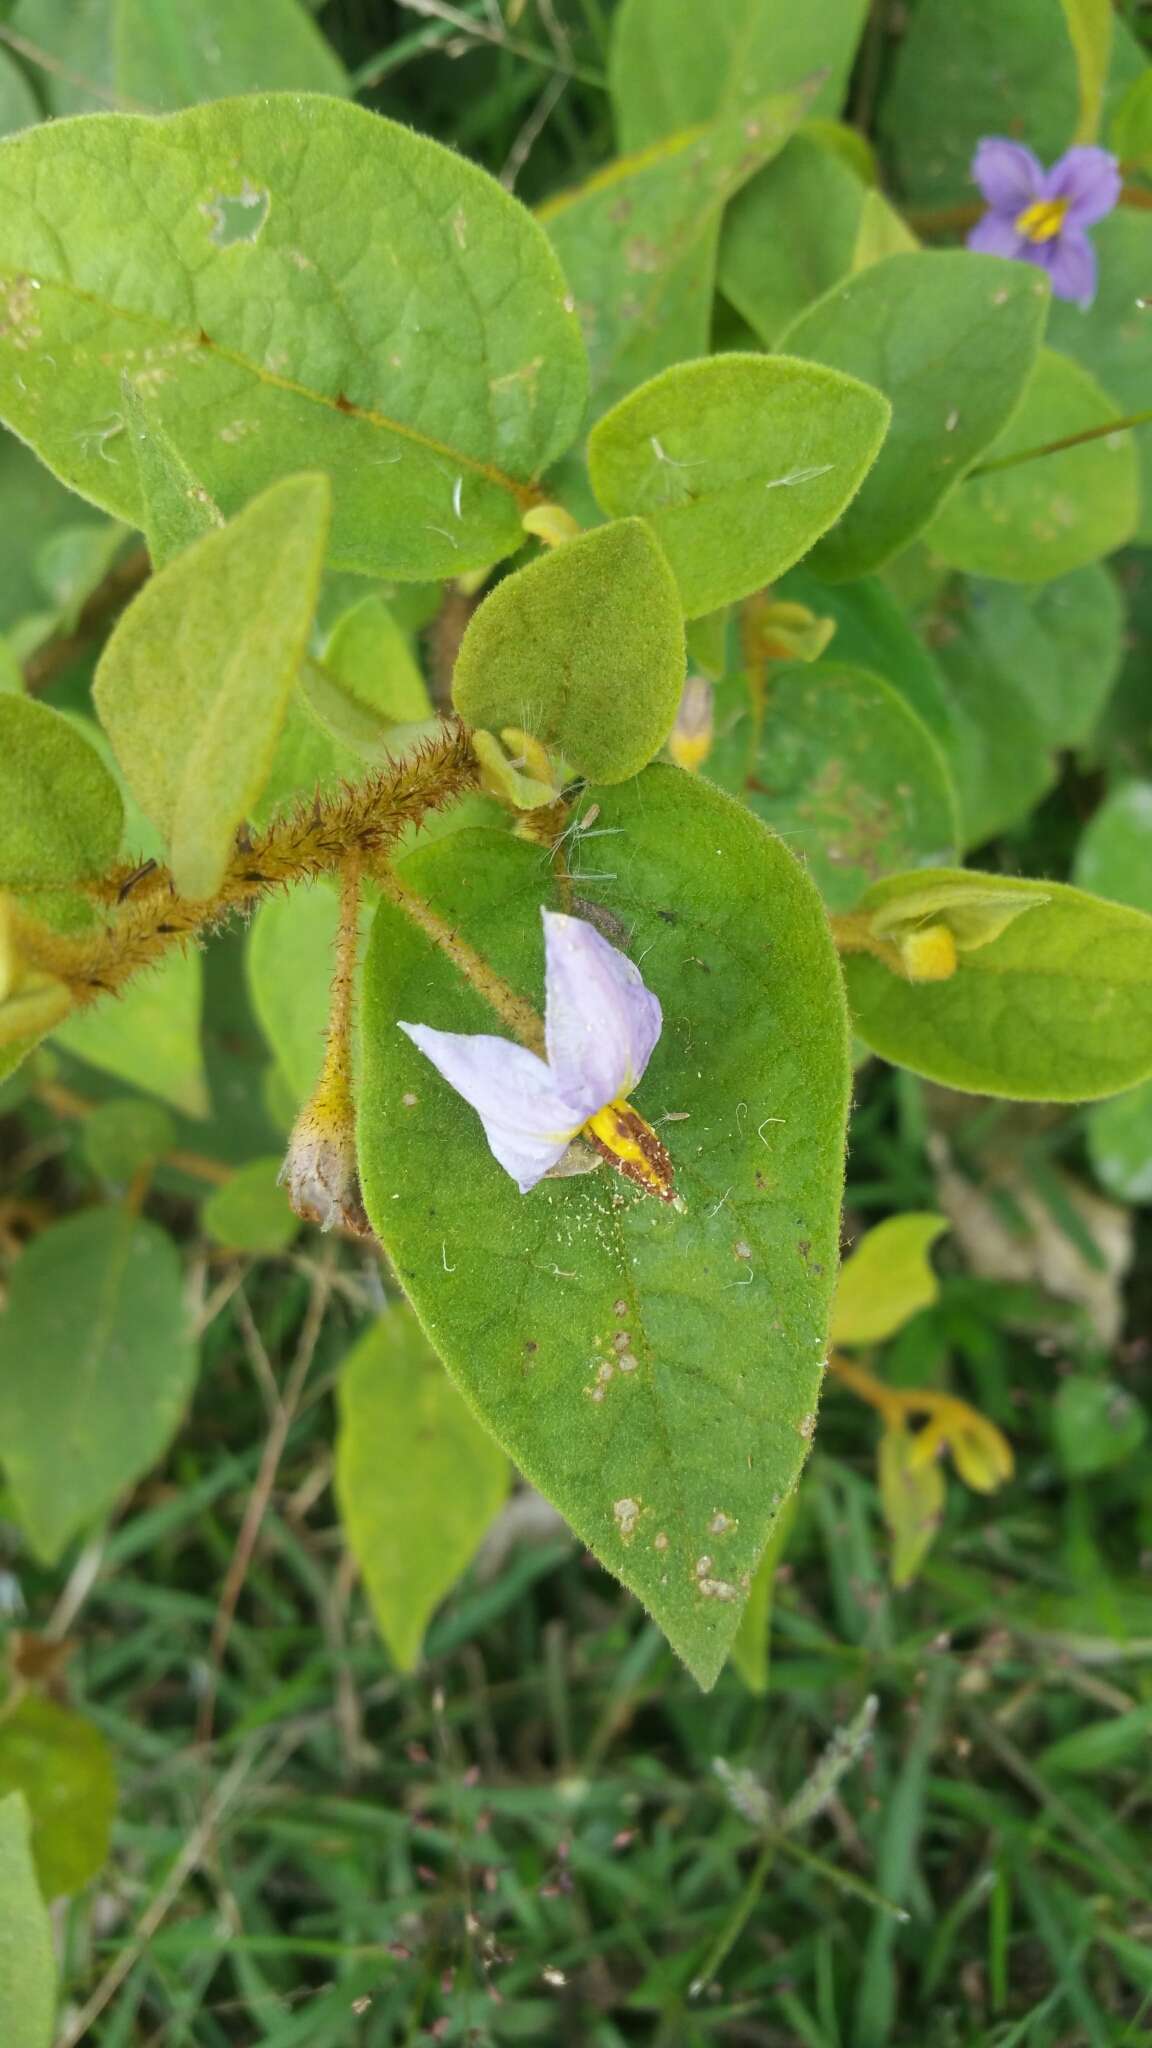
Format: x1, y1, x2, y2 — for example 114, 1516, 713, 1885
207, 182, 270, 248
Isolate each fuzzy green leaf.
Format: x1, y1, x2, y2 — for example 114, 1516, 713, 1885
708, 661, 959, 910
927, 349, 1140, 581
609, 0, 868, 151
0, 1697, 116, 1899
779, 567, 957, 753
1050, 212, 1152, 542
203, 1157, 298, 1254
781, 253, 1049, 580
845, 868, 1152, 1101
925, 614, 1056, 847
831, 1214, 949, 1347
358, 767, 850, 1686
122, 381, 223, 569
0, 1208, 197, 1561
587, 354, 890, 618
82, 1098, 176, 1182
0, 47, 38, 139
0, 696, 123, 887
94, 473, 330, 898
453, 520, 685, 783
542, 88, 809, 420
335, 1305, 510, 1671
0, 1794, 55, 2048
117, 0, 349, 108
56, 947, 208, 1117
961, 565, 1123, 750
0, 95, 587, 577
1087, 1078, 1152, 1205
1074, 781, 1152, 917
719, 136, 867, 347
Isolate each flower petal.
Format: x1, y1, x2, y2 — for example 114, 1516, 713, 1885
1043, 225, 1097, 305
1043, 146, 1121, 227
970, 137, 1043, 213
543, 909, 662, 1114
398, 1022, 582, 1192
967, 211, 1031, 261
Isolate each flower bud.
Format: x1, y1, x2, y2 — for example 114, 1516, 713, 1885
897, 922, 958, 982
278, 1070, 374, 1239
521, 501, 581, 548
668, 676, 714, 774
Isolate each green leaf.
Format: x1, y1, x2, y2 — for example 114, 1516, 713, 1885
587, 354, 890, 618
0, 1208, 197, 1561
542, 89, 809, 420
609, 0, 868, 151
845, 868, 1152, 1101
0, 432, 104, 637
831, 1214, 949, 1347
335, 1304, 510, 1671
1057, 0, 1112, 141
0, 1793, 55, 2048
94, 473, 330, 898
203, 1157, 298, 1254
0, 96, 587, 577
780, 253, 1049, 580
36, 519, 126, 634
1052, 1373, 1146, 1477
358, 767, 850, 1685
926, 349, 1141, 581
778, 567, 957, 752
961, 565, 1123, 750
1049, 212, 1152, 542
879, 0, 1144, 203
453, 521, 685, 783
1087, 1078, 1152, 1203
247, 883, 371, 1102
7, 0, 114, 117
117, 0, 349, 109
707, 662, 959, 910
55, 945, 207, 1117
121, 380, 223, 569
0, 1697, 116, 1898
323, 596, 432, 725
82, 1096, 176, 1181
719, 136, 866, 347
1074, 781, 1152, 917
0, 696, 123, 887
878, 1420, 945, 1589
925, 610, 1056, 847
729, 1487, 797, 1694
1109, 68, 1152, 170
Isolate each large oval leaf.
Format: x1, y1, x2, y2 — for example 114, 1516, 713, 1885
0, 96, 587, 578
358, 767, 850, 1685
609, 0, 867, 149
844, 868, 1152, 1101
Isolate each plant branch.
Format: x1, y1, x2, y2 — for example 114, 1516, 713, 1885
21, 543, 151, 694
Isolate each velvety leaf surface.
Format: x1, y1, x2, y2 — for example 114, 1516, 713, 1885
927, 350, 1140, 581
542, 89, 808, 420
778, 567, 956, 751
719, 136, 866, 347
0, 1794, 55, 2048
587, 354, 890, 618
0, 695, 123, 887
1087, 1078, 1152, 1204
359, 768, 851, 1685
781, 254, 1049, 580
335, 1305, 510, 1671
926, 615, 1056, 848
960, 565, 1123, 749
118, 0, 349, 109
1049, 211, 1152, 541
879, 0, 1143, 202
708, 662, 959, 910
609, 0, 868, 150
1074, 781, 1152, 916
0, 1697, 116, 1898
94, 473, 330, 898
0, 433, 104, 636
55, 947, 208, 1116
453, 520, 685, 782
0, 1208, 197, 1561
324, 596, 432, 725
122, 381, 223, 569
845, 868, 1152, 1101
203, 1158, 298, 1254
0, 95, 587, 576
831, 1213, 948, 1346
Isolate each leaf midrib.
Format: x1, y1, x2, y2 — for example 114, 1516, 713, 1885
0, 267, 537, 506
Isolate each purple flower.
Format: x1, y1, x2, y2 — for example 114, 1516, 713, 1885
399, 909, 674, 1199
967, 139, 1120, 306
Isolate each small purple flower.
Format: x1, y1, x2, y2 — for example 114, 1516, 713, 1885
967, 138, 1120, 306
399, 909, 670, 1197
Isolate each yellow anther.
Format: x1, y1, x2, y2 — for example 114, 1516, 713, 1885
584, 1096, 676, 1203
1014, 197, 1068, 244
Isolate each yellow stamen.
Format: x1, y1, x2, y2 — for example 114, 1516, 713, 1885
584, 1095, 676, 1203
1014, 196, 1068, 244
